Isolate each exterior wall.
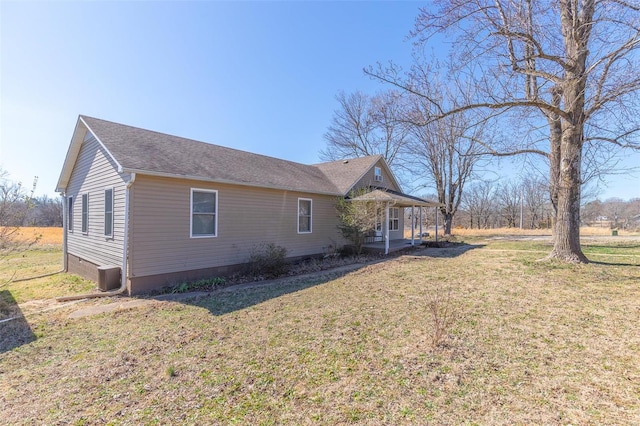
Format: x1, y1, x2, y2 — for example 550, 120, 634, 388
352, 159, 404, 240
128, 175, 346, 290
353, 159, 401, 193
65, 132, 128, 279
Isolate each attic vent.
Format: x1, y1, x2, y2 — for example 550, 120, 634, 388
343, 160, 349, 164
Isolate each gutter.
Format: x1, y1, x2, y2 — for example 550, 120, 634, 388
57, 173, 136, 302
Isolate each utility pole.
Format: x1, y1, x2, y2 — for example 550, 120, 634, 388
519, 187, 524, 229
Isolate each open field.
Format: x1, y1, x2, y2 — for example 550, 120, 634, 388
406, 226, 640, 239
9, 226, 64, 245
1, 237, 639, 424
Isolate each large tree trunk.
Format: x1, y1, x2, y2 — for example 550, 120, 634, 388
549, 129, 587, 262
546, 0, 594, 263
547, 87, 562, 236
442, 212, 453, 235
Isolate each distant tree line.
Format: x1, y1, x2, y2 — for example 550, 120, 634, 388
407, 176, 639, 232
1, 171, 62, 228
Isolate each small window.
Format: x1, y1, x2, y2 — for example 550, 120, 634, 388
104, 188, 114, 237
298, 198, 312, 233
68, 196, 74, 232
374, 166, 383, 182
191, 189, 217, 237
389, 207, 399, 231
81, 193, 89, 234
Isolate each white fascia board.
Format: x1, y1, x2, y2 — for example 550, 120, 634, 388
56, 117, 87, 192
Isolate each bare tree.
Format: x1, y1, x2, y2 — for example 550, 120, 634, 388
27, 195, 63, 227
368, 0, 640, 263
0, 170, 39, 285
522, 176, 549, 229
406, 87, 487, 235
496, 180, 522, 228
462, 180, 497, 229
320, 90, 410, 168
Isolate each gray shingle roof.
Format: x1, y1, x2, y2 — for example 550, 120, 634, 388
79, 116, 382, 196
313, 156, 383, 194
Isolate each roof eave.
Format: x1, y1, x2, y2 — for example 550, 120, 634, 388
56, 116, 126, 192
120, 167, 343, 197
55, 117, 87, 192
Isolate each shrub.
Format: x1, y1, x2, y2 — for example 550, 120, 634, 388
427, 289, 457, 348
164, 277, 226, 294
246, 242, 288, 279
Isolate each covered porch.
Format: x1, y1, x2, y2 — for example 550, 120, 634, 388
362, 238, 428, 254
350, 188, 443, 255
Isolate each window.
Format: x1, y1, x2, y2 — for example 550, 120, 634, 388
81, 193, 89, 233
374, 166, 383, 182
68, 196, 73, 232
191, 189, 217, 237
104, 188, 114, 237
389, 207, 399, 231
298, 198, 312, 233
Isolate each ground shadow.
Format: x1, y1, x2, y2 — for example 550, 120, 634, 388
180, 267, 356, 316
0, 290, 36, 353
584, 244, 640, 250
588, 260, 640, 267
410, 243, 485, 259
163, 244, 483, 317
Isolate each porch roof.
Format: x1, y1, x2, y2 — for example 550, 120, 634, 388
349, 189, 443, 208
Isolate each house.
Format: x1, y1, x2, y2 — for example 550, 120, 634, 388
56, 116, 438, 294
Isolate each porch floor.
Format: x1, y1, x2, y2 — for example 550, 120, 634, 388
362, 238, 425, 254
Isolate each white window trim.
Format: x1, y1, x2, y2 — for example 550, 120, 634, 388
104, 187, 114, 238
68, 196, 74, 233
374, 166, 383, 182
297, 198, 313, 234
81, 193, 89, 234
190, 188, 218, 238
389, 207, 400, 231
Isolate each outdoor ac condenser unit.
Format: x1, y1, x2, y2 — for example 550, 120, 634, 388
98, 266, 121, 291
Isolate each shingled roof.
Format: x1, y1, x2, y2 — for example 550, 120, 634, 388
57, 116, 392, 196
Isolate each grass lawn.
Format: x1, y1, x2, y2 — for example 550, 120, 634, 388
1, 235, 639, 424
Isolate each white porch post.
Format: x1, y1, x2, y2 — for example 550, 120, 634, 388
435, 207, 439, 243
385, 202, 390, 255
419, 207, 423, 241
411, 205, 415, 246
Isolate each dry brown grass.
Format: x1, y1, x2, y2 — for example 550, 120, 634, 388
1, 239, 639, 424
405, 226, 638, 239
10, 226, 63, 245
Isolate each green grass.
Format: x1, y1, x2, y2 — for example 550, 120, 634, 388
0, 247, 95, 304
1, 239, 639, 424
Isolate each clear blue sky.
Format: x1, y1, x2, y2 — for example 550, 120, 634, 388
1, 1, 638, 201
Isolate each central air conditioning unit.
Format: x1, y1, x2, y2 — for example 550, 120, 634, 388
98, 265, 121, 291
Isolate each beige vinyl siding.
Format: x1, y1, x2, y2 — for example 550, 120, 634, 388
353, 160, 404, 240
352, 159, 400, 193
129, 175, 345, 278
66, 132, 127, 267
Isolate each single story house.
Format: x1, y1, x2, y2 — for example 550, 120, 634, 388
56, 115, 438, 294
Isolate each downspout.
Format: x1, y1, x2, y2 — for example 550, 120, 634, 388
62, 191, 68, 271
57, 173, 136, 302
120, 172, 136, 293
